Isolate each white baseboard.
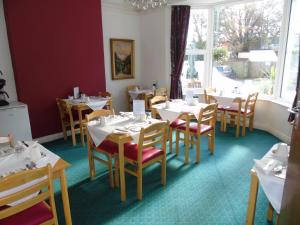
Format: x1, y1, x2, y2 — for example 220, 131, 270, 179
253, 122, 291, 144
34, 132, 64, 143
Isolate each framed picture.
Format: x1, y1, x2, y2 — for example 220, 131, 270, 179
110, 38, 135, 80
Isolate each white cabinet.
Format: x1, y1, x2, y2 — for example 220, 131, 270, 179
0, 102, 32, 140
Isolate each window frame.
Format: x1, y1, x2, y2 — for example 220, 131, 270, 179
187, 0, 295, 105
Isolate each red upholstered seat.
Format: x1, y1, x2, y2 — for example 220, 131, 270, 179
0, 202, 53, 225
170, 119, 186, 128
217, 105, 226, 111
224, 106, 252, 114
95, 140, 118, 154
177, 122, 213, 134
124, 142, 164, 163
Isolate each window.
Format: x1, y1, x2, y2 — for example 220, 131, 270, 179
181, 9, 208, 90
212, 0, 284, 95
281, 0, 300, 102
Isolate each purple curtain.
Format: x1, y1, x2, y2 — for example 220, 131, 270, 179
170, 6, 190, 99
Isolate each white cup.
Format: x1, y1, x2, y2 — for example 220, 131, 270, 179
68, 96, 74, 100
29, 145, 41, 162
165, 101, 170, 108
100, 117, 107, 126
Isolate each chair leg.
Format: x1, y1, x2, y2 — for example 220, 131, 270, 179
175, 130, 179, 157
108, 155, 114, 188
184, 131, 189, 164
88, 149, 95, 179
62, 124, 67, 140
137, 165, 143, 200
114, 157, 119, 187
196, 135, 200, 163
169, 127, 173, 154
220, 112, 224, 132
161, 156, 166, 186
223, 113, 227, 132
71, 127, 77, 146
236, 115, 240, 138
209, 129, 215, 154
242, 114, 247, 136
249, 115, 254, 132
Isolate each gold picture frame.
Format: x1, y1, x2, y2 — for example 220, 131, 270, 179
110, 38, 135, 80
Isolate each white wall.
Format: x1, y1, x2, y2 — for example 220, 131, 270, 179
140, 7, 171, 90
0, 0, 17, 102
101, 2, 142, 112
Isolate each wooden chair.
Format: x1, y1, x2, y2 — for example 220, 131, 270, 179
204, 88, 225, 131
0, 165, 58, 225
56, 98, 80, 146
203, 87, 216, 104
154, 88, 168, 97
0, 134, 13, 147
126, 85, 141, 110
149, 96, 168, 109
121, 121, 169, 200
224, 92, 258, 137
85, 109, 118, 188
136, 93, 153, 110
99, 91, 113, 110
223, 97, 243, 137
175, 103, 218, 164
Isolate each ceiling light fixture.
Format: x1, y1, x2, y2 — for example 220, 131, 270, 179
128, 0, 168, 10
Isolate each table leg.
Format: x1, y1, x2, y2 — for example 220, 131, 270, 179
246, 171, 259, 225
267, 202, 274, 222
78, 109, 85, 146
118, 141, 126, 202
59, 169, 72, 225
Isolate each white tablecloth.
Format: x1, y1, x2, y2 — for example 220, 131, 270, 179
152, 101, 208, 122
87, 116, 155, 147
0, 142, 60, 205
254, 143, 290, 213
69, 96, 109, 111
128, 89, 153, 99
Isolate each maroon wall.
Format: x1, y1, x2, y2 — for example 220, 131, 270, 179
4, 0, 106, 138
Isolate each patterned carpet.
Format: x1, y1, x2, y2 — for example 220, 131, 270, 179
43, 126, 280, 225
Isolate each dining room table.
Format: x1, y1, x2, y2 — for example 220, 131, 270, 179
0, 141, 72, 225
67, 96, 113, 145
246, 143, 289, 225
151, 99, 208, 122
87, 113, 161, 202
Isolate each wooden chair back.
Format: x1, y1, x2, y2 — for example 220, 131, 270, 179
99, 92, 113, 109
149, 96, 168, 108
154, 88, 167, 97
0, 134, 13, 147
244, 92, 258, 113
0, 165, 58, 224
197, 103, 218, 129
203, 88, 217, 104
137, 121, 169, 164
56, 98, 74, 124
85, 109, 113, 123
99, 91, 112, 98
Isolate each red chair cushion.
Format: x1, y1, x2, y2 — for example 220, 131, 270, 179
177, 122, 213, 134
170, 119, 186, 128
0, 202, 53, 225
124, 142, 164, 163
95, 140, 118, 154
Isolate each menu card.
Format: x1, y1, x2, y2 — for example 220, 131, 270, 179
133, 100, 145, 115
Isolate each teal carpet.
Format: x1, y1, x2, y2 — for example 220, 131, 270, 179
43, 126, 280, 225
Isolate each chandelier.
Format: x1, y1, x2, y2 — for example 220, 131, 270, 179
128, 0, 168, 10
